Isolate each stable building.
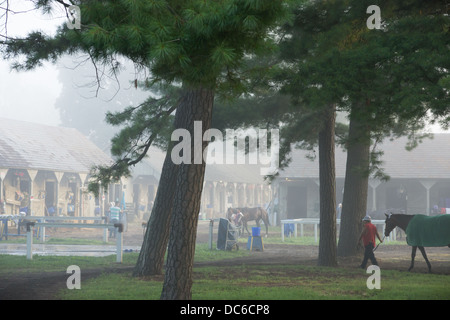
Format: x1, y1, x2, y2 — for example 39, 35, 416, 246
117, 150, 163, 220
116, 147, 272, 221
0, 118, 112, 217
202, 163, 272, 219
272, 134, 450, 222
0, 118, 271, 221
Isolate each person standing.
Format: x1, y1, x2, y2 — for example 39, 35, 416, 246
358, 215, 383, 269
109, 202, 121, 238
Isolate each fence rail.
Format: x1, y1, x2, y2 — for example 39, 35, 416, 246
25, 221, 124, 263
280, 218, 396, 242
0, 215, 107, 241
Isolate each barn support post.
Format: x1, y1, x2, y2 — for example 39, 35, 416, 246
419, 180, 436, 215
208, 219, 214, 250
369, 179, 381, 212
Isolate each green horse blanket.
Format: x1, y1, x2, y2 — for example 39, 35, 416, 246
406, 214, 450, 247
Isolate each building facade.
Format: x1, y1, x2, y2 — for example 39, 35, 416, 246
272, 134, 450, 223
0, 118, 112, 217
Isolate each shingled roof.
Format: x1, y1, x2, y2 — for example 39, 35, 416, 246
0, 118, 112, 173
205, 163, 266, 184
134, 146, 267, 184
277, 134, 450, 179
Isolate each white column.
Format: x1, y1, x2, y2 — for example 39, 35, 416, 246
369, 179, 381, 212
54, 171, 64, 216
0, 169, 6, 214
419, 180, 436, 215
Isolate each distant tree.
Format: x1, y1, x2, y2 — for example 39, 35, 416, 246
277, 0, 449, 258
215, 0, 449, 263
335, 0, 449, 257
55, 55, 149, 151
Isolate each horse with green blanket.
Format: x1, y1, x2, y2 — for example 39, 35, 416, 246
384, 213, 450, 273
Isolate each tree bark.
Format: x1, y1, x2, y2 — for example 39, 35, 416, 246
133, 87, 207, 277
337, 108, 371, 257
160, 86, 215, 300
132, 140, 177, 276
318, 106, 338, 267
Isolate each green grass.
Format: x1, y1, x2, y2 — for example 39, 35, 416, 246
0, 253, 139, 275
59, 264, 450, 300
1, 235, 446, 300
0, 243, 248, 276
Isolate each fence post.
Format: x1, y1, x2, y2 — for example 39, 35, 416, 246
40, 222, 46, 243
103, 225, 109, 243
208, 219, 214, 250
102, 216, 108, 242
26, 222, 35, 260
115, 223, 123, 263
314, 223, 318, 243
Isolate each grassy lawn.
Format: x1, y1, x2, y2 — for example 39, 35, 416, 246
0, 243, 249, 275
1, 242, 448, 300
57, 263, 449, 300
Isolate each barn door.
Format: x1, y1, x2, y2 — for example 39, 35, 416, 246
287, 186, 307, 219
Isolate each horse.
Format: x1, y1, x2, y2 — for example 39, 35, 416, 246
384, 212, 450, 273
227, 207, 270, 237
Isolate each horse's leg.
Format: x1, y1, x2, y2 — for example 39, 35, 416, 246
244, 221, 251, 235
418, 246, 432, 273
263, 217, 269, 237
408, 246, 417, 272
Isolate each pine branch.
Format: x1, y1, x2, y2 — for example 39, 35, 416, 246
88, 96, 177, 195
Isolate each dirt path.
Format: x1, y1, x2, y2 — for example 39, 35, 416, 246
1, 220, 449, 300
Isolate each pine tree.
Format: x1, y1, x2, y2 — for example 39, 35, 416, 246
214, 0, 449, 263
1, 0, 289, 299
335, 0, 449, 257
277, 0, 449, 258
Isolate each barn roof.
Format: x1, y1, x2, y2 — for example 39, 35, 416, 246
0, 118, 112, 174
277, 134, 450, 180
134, 146, 267, 185
205, 163, 266, 184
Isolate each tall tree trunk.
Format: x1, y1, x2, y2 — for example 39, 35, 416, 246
337, 107, 371, 257
133, 89, 202, 277
160, 86, 215, 300
318, 106, 338, 267
132, 140, 177, 277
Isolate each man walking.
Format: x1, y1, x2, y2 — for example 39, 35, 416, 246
358, 215, 383, 269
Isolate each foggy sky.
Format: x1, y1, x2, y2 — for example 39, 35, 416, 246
0, 1, 448, 133
0, 1, 64, 127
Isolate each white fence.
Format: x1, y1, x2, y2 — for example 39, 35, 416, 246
281, 218, 396, 242
0, 215, 107, 241
25, 216, 107, 242
24, 220, 124, 263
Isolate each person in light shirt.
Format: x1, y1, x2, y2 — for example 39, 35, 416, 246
109, 202, 121, 238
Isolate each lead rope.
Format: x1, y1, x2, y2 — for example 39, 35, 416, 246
373, 235, 385, 252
